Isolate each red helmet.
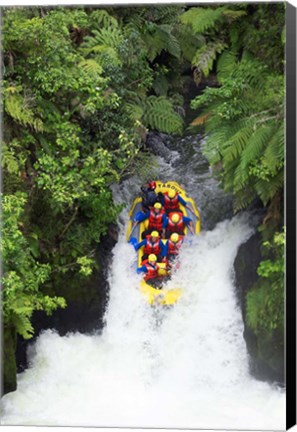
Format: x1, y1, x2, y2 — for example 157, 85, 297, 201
149, 181, 156, 190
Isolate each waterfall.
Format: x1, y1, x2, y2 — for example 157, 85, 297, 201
1, 135, 285, 429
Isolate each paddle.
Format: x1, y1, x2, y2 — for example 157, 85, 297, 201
128, 221, 139, 241
186, 203, 197, 218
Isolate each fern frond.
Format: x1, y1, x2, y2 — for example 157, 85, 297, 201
222, 124, 254, 163
78, 59, 103, 77
222, 9, 247, 21
125, 102, 144, 120
12, 311, 34, 339
1, 142, 19, 174
178, 24, 205, 62
192, 41, 226, 78
148, 5, 184, 25
217, 50, 237, 82
89, 9, 118, 29
125, 13, 146, 33
143, 96, 183, 134
180, 6, 227, 33
240, 124, 275, 169
233, 166, 250, 192
82, 27, 123, 51
4, 89, 44, 132
255, 168, 284, 206
157, 24, 181, 58
234, 186, 257, 212
263, 125, 284, 171
81, 27, 123, 67
141, 23, 180, 61
153, 74, 169, 96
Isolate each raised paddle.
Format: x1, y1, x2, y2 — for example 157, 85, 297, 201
186, 204, 198, 218
128, 220, 139, 241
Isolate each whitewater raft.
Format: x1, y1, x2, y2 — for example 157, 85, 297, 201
126, 181, 201, 306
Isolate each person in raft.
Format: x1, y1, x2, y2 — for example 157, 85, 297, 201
133, 202, 167, 238
161, 189, 193, 215
164, 232, 184, 263
134, 231, 167, 262
136, 253, 163, 287
140, 181, 163, 211
163, 211, 195, 238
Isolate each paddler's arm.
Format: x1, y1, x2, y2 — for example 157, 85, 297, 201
134, 239, 146, 251
136, 265, 147, 274
161, 215, 168, 239
160, 240, 168, 262
183, 216, 195, 235
178, 195, 195, 214
133, 211, 150, 226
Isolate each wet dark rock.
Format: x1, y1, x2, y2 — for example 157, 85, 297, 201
234, 232, 284, 385
2, 325, 17, 396
145, 131, 173, 163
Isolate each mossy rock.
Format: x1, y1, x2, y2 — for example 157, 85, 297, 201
234, 231, 284, 385
2, 325, 17, 395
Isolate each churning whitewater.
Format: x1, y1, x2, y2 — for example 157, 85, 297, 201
1, 136, 285, 429
1, 215, 285, 429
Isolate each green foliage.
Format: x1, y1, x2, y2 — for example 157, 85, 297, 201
77, 256, 95, 277
246, 229, 285, 335
183, 3, 285, 347
127, 96, 183, 134
144, 96, 183, 134
140, 23, 181, 62
4, 86, 44, 132
2, 5, 187, 346
192, 41, 226, 84
189, 5, 285, 213
181, 6, 230, 34
2, 193, 66, 339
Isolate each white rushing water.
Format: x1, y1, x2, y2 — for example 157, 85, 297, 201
1, 211, 286, 429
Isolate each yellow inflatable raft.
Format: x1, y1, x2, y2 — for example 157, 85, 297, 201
126, 181, 201, 306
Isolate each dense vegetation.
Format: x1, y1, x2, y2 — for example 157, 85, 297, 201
183, 3, 285, 339
2, 3, 285, 391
